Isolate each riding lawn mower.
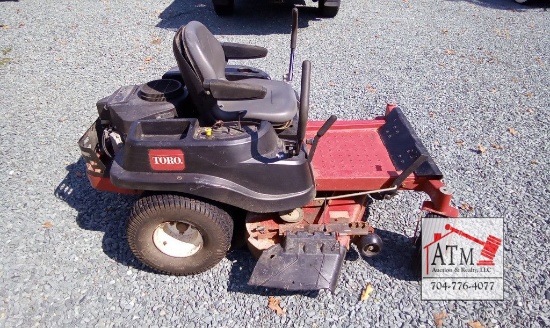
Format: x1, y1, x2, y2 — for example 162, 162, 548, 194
78, 10, 459, 291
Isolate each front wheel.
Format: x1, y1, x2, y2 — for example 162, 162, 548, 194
127, 193, 233, 275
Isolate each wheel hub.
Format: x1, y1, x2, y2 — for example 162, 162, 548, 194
153, 222, 203, 257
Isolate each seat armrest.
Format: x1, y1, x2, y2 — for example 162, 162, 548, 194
203, 79, 267, 100
221, 42, 268, 60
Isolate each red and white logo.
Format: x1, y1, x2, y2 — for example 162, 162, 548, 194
148, 149, 185, 171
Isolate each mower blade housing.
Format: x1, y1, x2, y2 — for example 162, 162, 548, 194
248, 232, 346, 291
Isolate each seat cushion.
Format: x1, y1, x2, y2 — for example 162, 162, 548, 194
214, 79, 298, 124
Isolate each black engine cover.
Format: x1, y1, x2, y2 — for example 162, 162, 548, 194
97, 79, 188, 137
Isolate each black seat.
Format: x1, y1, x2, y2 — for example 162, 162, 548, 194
173, 21, 298, 125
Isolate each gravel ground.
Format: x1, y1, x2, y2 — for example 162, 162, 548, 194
1, 0, 549, 327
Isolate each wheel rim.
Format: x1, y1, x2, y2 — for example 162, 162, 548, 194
153, 221, 203, 257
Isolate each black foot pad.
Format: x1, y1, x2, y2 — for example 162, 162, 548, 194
248, 232, 346, 291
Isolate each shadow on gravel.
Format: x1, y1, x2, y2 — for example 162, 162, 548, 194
54, 159, 151, 272
156, 0, 323, 34
448, 0, 550, 10
359, 228, 420, 282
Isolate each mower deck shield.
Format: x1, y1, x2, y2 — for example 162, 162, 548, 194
248, 232, 346, 291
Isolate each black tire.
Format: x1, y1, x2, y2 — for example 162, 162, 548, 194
213, 0, 234, 16
127, 193, 233, 275
318, 0, 340, 18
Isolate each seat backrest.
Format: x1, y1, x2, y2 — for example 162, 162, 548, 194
173, 22, 222, 124
183, 21, 226, 81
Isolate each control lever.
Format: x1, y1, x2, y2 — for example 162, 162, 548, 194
307, 115, 337, 163
284, 8, 299, 82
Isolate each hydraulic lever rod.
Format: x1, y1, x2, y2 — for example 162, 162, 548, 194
284, 8, 299, 82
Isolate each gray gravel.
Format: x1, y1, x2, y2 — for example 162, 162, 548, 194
1, 0, 549, 326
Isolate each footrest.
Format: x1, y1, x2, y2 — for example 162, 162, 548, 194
248, 232, 346, 291
379, 107, 443, 178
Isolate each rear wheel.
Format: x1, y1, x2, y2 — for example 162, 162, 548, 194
318, 0, 340, 18
127, 193, 233, 275
213, 0, 234, 16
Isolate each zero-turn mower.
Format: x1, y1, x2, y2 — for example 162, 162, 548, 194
79, 10, 458, 291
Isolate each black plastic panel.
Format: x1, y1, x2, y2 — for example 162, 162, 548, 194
248, 232, 346, 291
379, 107, 443, 179
110, 119, 316, 213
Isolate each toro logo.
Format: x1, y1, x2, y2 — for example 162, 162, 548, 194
148, 149, 185, 171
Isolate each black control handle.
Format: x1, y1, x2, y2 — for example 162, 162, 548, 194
308, 115, 337, 163
296, 60, 310, 155
316, 115, 337, 137
291, 8, 298, 50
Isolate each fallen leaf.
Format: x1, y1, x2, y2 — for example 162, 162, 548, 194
455, 140, 464, 146
445, 49, 456, 55
534, 57, 545, 65
429, 112, 436, 118
151, 38, 161, 45
524, 92, 534, 97
144, 56, 153, 63
508, 127, 518, 136
460, 203, 474, 212
1, 24, 10, 30
268, 296, 285, 315
441, 28, 448, 34
360, 283, 374, 301
433, 311, 447, 327
43, 221, 54, 229
328, 81, 336, 86
366, 85, 377, 93
477, 144, 487, 154
491, 144, 503, 150
526, 108, 535, 113
495, 28, 510, 38
448, 127, 455, 132
58, 117, 67, 122
468, 321, 485, 328
530, 160, 539, 165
